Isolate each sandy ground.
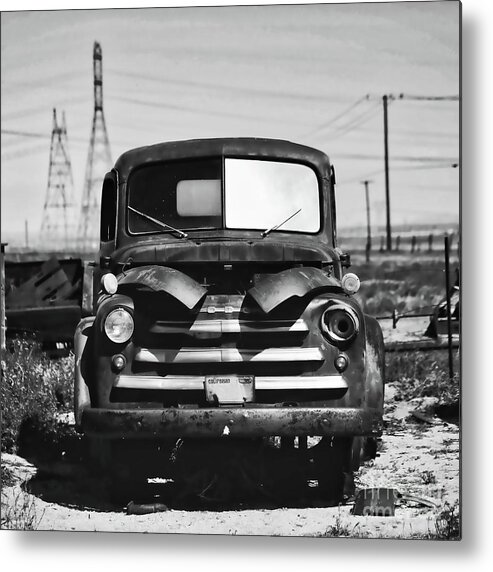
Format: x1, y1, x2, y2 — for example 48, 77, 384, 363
1, 382, 459, 538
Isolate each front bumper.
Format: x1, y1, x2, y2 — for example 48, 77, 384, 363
81, 406, 383, 439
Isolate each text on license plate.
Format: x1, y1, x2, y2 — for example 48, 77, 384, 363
204, 375, 255, 404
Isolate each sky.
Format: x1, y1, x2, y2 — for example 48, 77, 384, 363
0, 1, 460, 247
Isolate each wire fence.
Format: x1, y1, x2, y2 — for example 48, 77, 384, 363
340, 231, 460, 255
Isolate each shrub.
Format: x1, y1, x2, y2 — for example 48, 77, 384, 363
386, 350, 460, 406
1, 336, 74, 454
434, 501, 461, 540
1, 487, 44, 530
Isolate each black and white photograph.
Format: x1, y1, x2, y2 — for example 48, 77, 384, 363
1, 0, 462, 545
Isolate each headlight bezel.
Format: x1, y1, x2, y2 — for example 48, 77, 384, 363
103, 306, 135, 344
320, 302, 360, 345
101, 273, 118, 295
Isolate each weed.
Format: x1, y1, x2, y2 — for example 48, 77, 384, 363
0, 487, 44, 530
434, 501, 461, 540
1, 463, 17, 487
323, 507, 360, 538
351, 255, 452, 319
420, 471, 436, 485
386, 350, 460, 406
1, 335, 74, 454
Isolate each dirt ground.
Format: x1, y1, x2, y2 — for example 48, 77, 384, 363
1, 380, 460, 538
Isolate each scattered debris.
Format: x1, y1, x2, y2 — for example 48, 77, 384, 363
352, 487, 397, 516
6, 257, 77, 308
126, 501, 169, 515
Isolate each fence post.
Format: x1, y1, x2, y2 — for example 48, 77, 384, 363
411, 235, 416, 253
1, 242, 7, 352
444, 235, 454, 379
395, 235, 401, 251
428, 233, 433, 252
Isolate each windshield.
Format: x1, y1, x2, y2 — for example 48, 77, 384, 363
127, 157, 321, 235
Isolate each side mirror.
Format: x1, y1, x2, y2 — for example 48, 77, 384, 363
330, 165, 336, 185
100, 171, 118, 245
100, 256, 111, 269
340, 252, 351, 268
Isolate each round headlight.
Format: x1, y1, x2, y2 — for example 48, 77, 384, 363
341, 273, 360, 295
321, 304, 359, 345
104, 308, 134, 343
101, 273, 118, 295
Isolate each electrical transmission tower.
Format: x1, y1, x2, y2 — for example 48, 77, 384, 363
78, 41, 112, 251
40, 108, 76, 251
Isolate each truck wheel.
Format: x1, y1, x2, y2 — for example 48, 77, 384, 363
312, 437, 350, 504
107, 440, 149, 506
110, 472, 148, 507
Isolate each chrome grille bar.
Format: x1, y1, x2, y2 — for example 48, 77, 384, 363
115, 374, 346, 391
134, 346, 323, 364
150, 318, 308, 335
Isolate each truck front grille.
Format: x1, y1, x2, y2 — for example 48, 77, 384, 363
113, 294, 343, 405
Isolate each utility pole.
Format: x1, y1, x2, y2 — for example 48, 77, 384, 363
78, 41, 112, 252
361, 180, 372, 262
444, 234, 454, 380
0, 243, 6, 351
39, 108, 76, 251
383, 94, 392, 251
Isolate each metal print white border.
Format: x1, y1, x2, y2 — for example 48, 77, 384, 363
0, 0, 471, 563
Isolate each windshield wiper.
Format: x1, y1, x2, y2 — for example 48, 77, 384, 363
128, 206, 189, 239
260, 208, 302, 238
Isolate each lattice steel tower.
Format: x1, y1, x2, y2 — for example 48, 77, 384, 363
40, 108, 76, 251
78, 41, 112, 251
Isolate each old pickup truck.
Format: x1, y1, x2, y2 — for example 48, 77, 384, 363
74, 138, 385, 505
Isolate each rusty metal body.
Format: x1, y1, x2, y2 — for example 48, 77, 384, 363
5, 257, 85, 343
74, 138, 385, 496
82, 406, 382, 439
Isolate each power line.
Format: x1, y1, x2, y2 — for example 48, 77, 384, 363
107, 68, 347, 105
400, 94, 459, 101
1, 128, 89, 145
1, 95, 89, 122
302, 95, 370, 138
2, 129, 49, 139
393, 163, 459, 171
109, 93, 308, 126
336, 162, 458, 186
330, 101, 381, 140
332, 101, 380, 133
334, 151, 458, 163
1, 142, 48, 162
367, 93, 459, 103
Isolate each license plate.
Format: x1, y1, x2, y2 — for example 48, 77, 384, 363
204, 375, 254, 405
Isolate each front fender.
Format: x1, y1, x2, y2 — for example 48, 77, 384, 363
74, 316, 95, 428
363, 314, 385, 412
117, 265, 207, 310
248, 267, 341, 313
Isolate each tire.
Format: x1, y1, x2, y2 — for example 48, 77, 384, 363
106, 439, 149, 506
350, 436, 379, 472
311, 437, 351, 504
350, 436, 363, 472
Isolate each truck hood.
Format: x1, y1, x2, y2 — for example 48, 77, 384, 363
111, 236, 338, 265
116, 265, 341, 313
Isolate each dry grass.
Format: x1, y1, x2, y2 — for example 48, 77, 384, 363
1, 486, 44, 530
434, 501, 461, 540
1, 335, 74, 454
386, 350, 460, 406
348, 252, 458, 319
